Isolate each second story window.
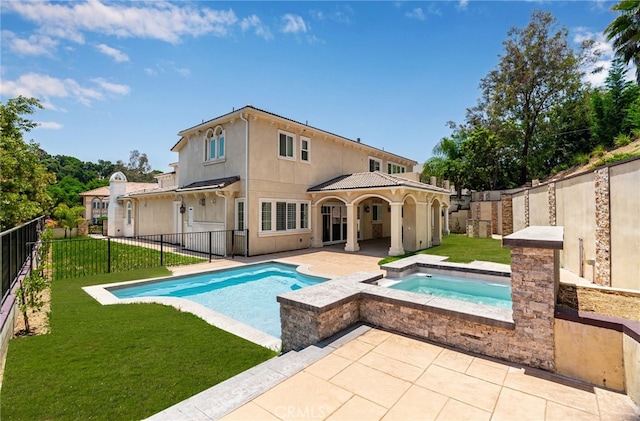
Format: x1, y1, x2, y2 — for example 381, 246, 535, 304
369, 157, 381, 172
300, 137, 310, 162
92, 199, 100, 210
388, 163, 406, 174
278, 131, 295, 159
205, 126, 225, 161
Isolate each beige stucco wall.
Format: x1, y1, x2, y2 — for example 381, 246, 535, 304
134, 197, 178, 235
554, 319, 624, 391
512, 192, 526, 232
556, 173, 596, 281
624, 333, 640, 405
528, 185, 548, 226
610, 159, 640, 289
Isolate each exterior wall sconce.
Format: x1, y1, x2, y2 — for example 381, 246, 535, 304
364, 205, 370, 213
199, 198, 206, 206
179, 204, 186, 214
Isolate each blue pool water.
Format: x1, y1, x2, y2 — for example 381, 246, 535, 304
110, 262, 326, 338
389, 273, 512, 308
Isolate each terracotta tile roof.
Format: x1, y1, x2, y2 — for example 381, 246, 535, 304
80, 182, 158, 197
308, 172, 449, 193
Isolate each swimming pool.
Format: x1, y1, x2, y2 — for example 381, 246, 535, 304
110, 262, 326, 338
387, 273, 512, 308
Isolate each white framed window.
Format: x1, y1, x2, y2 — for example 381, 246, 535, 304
369, 157, 382, 172
92, 199, 100, 209
300, 136, 310, 162
102, 201, 108, 209
205, 126, 225, 161
388, 163, 406, 174
372, 204, 383, 223
235, 199, 245, 231
261, 202, 272, 231
126, 201, 132, 225
300, 203, 309, 229
278, 131, 295, 159
260, 199, 311, 234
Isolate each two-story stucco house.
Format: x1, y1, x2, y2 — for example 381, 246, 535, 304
108, 106, 450, 256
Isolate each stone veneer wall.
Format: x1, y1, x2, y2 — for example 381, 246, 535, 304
594, 167, 611, 286
523, 190, 530, 227
280, 227, 561, 371
548, 182, 556, 226
491, 202, 498, 234
502, 194, 513, 236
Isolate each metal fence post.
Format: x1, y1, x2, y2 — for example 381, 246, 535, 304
160, 234, 164, 266
107, 238, 111, 273
208, 231, 212, 263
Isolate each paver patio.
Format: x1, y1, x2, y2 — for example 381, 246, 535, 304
147, 243, 639, 421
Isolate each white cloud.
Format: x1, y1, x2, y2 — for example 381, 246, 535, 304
405, 8, 426, 21
240, 15, 273, 40
310, 6, 353, 24
91, 78, 131, 95
0, 72, 129, 107
458, 0, 469, 10
143, 61, 191, 77
571, 28, 636, 87
36, 121, 63, 130
2, 0, 238, 45
96, 43, 129, 62
281, 14, 307, 34
2, 30, 58, 56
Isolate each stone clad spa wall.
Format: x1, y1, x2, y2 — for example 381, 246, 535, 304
280, 226, 562, 371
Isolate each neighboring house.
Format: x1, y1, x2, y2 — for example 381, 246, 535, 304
108, 106, 450, 256
80, 182, 159, 224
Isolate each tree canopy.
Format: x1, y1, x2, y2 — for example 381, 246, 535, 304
0, 97, 55, 230
422, 10, 640, 193
605, 0, 640, 85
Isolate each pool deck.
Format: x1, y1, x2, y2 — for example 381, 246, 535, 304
144, 241, 639, 421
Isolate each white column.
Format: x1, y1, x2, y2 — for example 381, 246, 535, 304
311, 204, 323, 248
426, 200, 432, 248
444, 206, 450, 236
344, 203, 360, 252
388, 202, 404, 256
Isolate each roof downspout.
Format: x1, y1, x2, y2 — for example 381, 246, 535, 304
240, 111, 249, 256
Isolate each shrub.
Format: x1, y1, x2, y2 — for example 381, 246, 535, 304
614, 133, 631, 148
591, 145, 607, 158
573, 153, 590, 166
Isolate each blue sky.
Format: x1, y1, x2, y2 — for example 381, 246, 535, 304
0, 1, 623, 172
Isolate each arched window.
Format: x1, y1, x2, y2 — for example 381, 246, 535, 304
205, 126, 225, 161
92, 199, 100, 210
126, 201, 132, 225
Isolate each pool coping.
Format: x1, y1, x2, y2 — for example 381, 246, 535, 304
82, 259, 333, 351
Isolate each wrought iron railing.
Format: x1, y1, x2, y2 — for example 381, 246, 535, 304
1, 216, 46, 306
45, 230, 248, 281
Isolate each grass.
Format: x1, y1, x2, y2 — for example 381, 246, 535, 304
1, 268, 277, 420
51, 237, 204, 280
378, 233, 511, 266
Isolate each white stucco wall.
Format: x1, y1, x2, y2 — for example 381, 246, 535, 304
528, 185, 548, 226
610, 159, 640, 289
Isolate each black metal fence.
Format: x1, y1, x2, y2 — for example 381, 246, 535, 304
46, 230, 248, 281
1, 216, 46, 306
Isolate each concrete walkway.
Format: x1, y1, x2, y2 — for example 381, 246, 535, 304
144, 243, 639, 421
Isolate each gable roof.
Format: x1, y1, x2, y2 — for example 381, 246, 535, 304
308, 172, 449, 193
171, 105, 417, 166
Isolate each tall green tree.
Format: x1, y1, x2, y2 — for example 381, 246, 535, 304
0, 97, 55, 230
591, 58, 640, 145
605, 0, 640, 85
475, 11, 593, 185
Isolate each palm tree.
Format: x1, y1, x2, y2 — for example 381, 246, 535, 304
605, 0, 640, 85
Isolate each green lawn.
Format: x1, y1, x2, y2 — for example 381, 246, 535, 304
379, 233, 511, 265
1, 268, 277, 420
